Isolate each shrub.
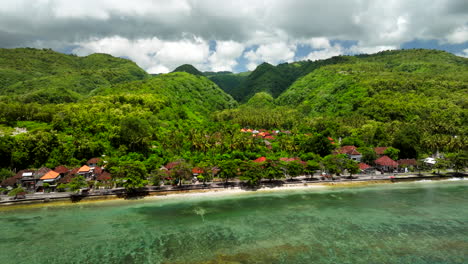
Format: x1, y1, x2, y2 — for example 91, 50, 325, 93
8, 187, 26, 196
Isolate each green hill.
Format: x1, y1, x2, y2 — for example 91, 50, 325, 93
94, 72, 237, 117
208, 57, 354, 102
172, 64, 204, 76
0, 48, 148, 103
277, 49, 468, 119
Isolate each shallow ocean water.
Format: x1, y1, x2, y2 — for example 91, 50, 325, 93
0, 180, 467, 264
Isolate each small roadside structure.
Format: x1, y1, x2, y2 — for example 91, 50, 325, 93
358, 163, 373, 173
375, 155, 398, 172
397, 159, 417, 172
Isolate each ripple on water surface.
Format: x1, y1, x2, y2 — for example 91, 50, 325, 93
0, 180, 467, 264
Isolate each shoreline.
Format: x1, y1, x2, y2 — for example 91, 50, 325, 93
0, 174, 465, 210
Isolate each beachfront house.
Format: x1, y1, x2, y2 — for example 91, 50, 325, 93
337, 146, 362, 162
86, 158, 101, 168
397, 159, 417, 172
375, 155, 398, 172
38, 170, 61, 190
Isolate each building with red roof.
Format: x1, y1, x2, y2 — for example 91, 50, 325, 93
358, 163, 371, 170
54, 165, 69, 175
253, 157, 267, 163
336, 146, 362, 162
374, 147, 389, 156
375, 155, 398, 172
87, 158, 101, 168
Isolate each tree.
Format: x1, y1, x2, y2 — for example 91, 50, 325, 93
239, 161, 263, 186
304, 160, 320, 177
446, 151, 467, 174
384, 147, 400, 161
321, 154, 348, 176
282, 160, 304, 180
109, 160, 148, 192
218, 159, 242, 184
264, 158, 284, 181
0, 168, 14, 181
8, 187, 26, 197
68, 175, 87, 192
345, 160, 360, 177
171, 159, 192, 186
434, 158, 450, 174
119, 116, 151, 152
359, 147, 377, 165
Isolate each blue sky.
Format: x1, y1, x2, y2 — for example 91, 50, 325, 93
1, 0, 467, 73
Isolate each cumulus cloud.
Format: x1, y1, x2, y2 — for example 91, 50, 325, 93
244, 42, 296, 70
445, 26, 468, 44
208, 41, 245, 72
73, 36, 210, 73
0, 0, 466, 72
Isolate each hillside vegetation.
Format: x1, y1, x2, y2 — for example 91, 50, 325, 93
0, 48, 148, 103
0, 48, 466, 178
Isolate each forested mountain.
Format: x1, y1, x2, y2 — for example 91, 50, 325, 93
0, 48, 148, 103
204, 71, 250, 98
0, 48, 466, 179
215, 49, 467, 158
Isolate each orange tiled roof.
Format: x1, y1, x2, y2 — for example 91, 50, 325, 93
78, 165, 91, 173
40, 170, 60, 180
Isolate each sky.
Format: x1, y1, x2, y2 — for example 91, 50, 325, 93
0, 0, 467, 73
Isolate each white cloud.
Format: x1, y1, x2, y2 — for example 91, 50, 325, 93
445, 26, 468, 44
0, 0, 467, 72
302, 44, 344, 61
73, 36, 210, 74
208, 41, 245, 72
304, 37, 332, 49
348, 45, 398, 55
301, 43, 397, 62
457, 48, 468, 58
244, 42, 296, 70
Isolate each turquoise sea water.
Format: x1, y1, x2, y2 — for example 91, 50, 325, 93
0, 180, 467, 264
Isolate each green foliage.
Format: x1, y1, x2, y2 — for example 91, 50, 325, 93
346, 160, 360, 176
218, 159, 242, 183
359, 147, 377, 165
0, 168, 14, 181
321, 154, 349, 176
206, 71, 249, 96
445, 151, 468, 173
384, 147, 400, 160
239, 161, 263, 185
8, 186, 26, 196
56, 183, 67, 192
108, 160, 148, 191
68, 175, 87, 192
0, 48, 148, 103
172, 64, 204, 76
